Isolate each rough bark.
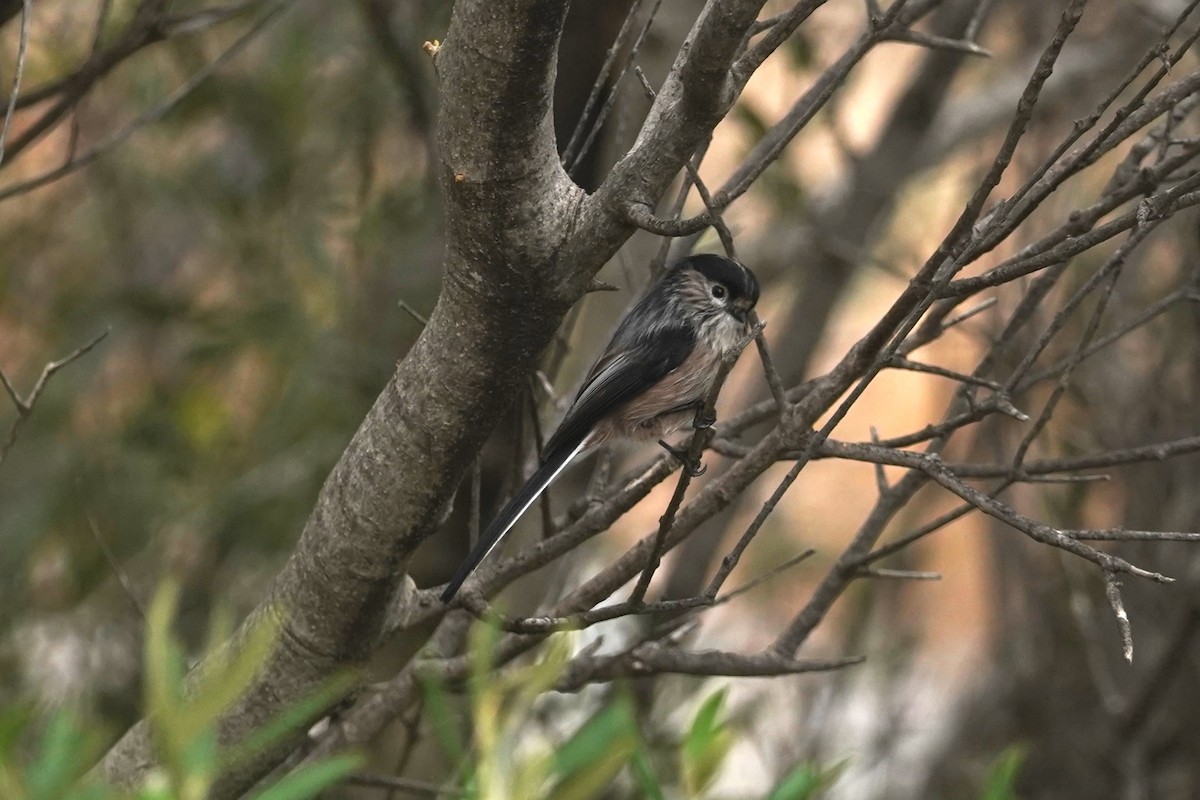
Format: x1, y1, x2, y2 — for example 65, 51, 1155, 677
96, 0, 769, 795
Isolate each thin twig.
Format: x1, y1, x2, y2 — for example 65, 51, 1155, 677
881, 27, 993, 57
87, 512, 145, 618
64, 0, 116, 164
901, 296, 997, 355
565, 0, 664, 177
633, 65, 736, 255
869, 426, 888, 495
1020, 287, 1192, 388
752, 320, 790, 413
976, 0, 1200, 256
1067, 528, 1200, 542
853, 567, 942, 580
1118, 607, 1200, 734
1104, 572, 1134, 663
397, 299, 430, 327
629, 323, 763, 605
1005, 225, 1146, 479
0, 0, 290, 202
707, 453, 805, 599
887, 354, 1007, 391
1, 329, 110, 467
386, 699, 426, 800
0, 0, 32, 169
457, 588, 711, 634
556, 642, 863, 692
468, 457, 481, 551
718, 548, 816, 603
649, 137, 710, 277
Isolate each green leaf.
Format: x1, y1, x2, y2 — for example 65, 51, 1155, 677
686, 689, 727, 752
419, 673, 465, 763
766, 763, 821, 800
142, 582, 284, 795
0, 706, 34, 756
980, 745, 1026, 800
178, 729, 218, 785
511, 632, 573, 703
247, 754, 362, 800
552, 702, 634, 780
630, 749, 665, 800
26, 712, 83, 800
546, 735, 634, 800
766, 760, 846, 800
468, 619, 502, 685
547, 701, 639, 800
145, 581, 188, 763
681, 688, 734, 798
64, 781, 109, 800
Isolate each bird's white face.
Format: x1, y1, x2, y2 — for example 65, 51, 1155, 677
702, 275, 755, 323
678, 269, 756, 358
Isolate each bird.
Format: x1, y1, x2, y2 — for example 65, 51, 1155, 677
440, 253, 760, 603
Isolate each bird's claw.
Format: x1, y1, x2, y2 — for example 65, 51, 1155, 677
659, 439, 706, 477
693, 408, 717, 430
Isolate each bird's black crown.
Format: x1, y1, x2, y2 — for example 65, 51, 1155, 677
680, 253, 760, 304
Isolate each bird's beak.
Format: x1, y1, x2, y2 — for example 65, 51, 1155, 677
730, 305, 749, 325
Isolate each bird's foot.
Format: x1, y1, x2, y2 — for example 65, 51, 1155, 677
659, 439, 706, 477
693, 407, 717, 430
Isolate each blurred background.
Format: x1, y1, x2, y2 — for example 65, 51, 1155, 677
2, 0, 1200, 798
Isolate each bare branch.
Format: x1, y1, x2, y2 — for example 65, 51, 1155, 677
0, 0, 287, 201
881, 27, 993, 57
556, 642, 863, 692
1067, 529, 1200, 542
80, 0, 1200, 788
457, 589, 711, 635
0, 329, 109, 467
853, 567, 942, 580
0, 0, 29, 168
564, 0, 665, 176
733, 0, 830, 83
87, 512, 145, 619
887, 354, 1006, 391
1104, 572, 1134, 664
899, 454, 1173, 584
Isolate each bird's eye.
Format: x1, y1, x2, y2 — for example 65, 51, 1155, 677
711, 285, 727, 300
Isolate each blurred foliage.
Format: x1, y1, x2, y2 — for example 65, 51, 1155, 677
0, 596, 1025, 799
0, 1, 447, 693
0, 582, 359, 799
979, 746, 1026, 800
415, 620, 1024, 798
414, 621, 852, 799
0, 2, 1158, 798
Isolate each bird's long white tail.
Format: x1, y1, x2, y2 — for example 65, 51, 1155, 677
440, 440, 585, 602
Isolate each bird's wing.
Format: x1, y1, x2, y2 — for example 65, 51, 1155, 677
541, 322, 696, 457
439, 323, 696, 603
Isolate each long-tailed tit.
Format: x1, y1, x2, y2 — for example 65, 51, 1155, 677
440, 254, 760, 602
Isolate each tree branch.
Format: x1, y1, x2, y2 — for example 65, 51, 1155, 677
98, 0, 585, 794
0, 329, 109, 468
